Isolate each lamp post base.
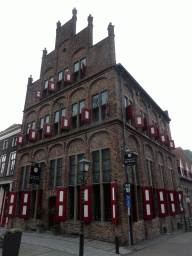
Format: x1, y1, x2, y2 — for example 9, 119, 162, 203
79, 232, 84, 256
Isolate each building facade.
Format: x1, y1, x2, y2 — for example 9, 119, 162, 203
0, 124, 21, 227
6, 9, 183, 244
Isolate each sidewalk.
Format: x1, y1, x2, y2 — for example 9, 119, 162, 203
0, 228, 187, 256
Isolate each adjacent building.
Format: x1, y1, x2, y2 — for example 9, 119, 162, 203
6, 9, 185, 244
0, 124, 21, 227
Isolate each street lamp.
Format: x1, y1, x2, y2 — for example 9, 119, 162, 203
79, 156, 90, 256
178, 184, 187, 232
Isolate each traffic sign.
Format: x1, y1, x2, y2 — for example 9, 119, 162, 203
126, 195, 131, 208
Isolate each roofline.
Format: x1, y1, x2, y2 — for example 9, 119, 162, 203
116, 63, 171, 122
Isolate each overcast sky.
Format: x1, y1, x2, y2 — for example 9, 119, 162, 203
1, 0, 192, 151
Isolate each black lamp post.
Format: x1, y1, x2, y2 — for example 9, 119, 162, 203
178, 184, 187, 232
79, 157, 90, 256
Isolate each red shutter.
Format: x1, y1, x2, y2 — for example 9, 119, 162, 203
156, 189, 168, 217
169, 140, 175, 150
61, 116, 70, 130
28, 129, 38, 141
81, 108, 91, 123
19, 191, 31, 219
64, 71, 72, 83
80, 185, 92, 222
142, 117, 148, 131
43, 123, 53, 136
148, 125, 157, 137
142, 186, 154, 220
135, 115, 144, 128
159, 134, 167, 145
168, 190, 178, 215
126, 104, 133, 120
17, 134, 25, 145
35, 89, 42, 99
111, 183, 118, 224
55, 187, 67, 221
177, 191, 184, 214
6, 192, 17, 218
82, 62, 86, 75
48, 81, 56, 91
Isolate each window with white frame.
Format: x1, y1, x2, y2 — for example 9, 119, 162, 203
7, 152, 16, 176
71, 100, 85, 129
3, 140, 8, 150
49, 158, 62, 188
27, 121, 35, 134
92, 91, 108, 122
12, 136, 17, 147
0, 155, 6, 177
73, 58, 86, 82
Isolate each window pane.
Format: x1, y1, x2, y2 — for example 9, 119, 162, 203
24, 166, 30, 189
101, 91, 108, 105
74, 62, 79, 72
61, 108, 66, 117
124, 96, 128, 107
45, 116, 49, 123
69, 156, 75, 185
93, 151, 100, 183
58, 72, 63, 81
40, 118, 44, 129
39, 163, 45, 189
79, 100, 85, 113
92, 94, 99, 108
102, 149, 111, 182
49, 160, 55, 188
81, 58, 86, 68
72, 103, 77, 116
77, 154, 84, 184
32, 121, 35, 129
56, 158, 62, 186
54, 112, 59, 123
44, 80, 48, 89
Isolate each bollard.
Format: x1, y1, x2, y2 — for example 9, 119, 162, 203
115, 235, 119, 254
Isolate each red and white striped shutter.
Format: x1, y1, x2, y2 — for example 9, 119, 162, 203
43, 123, 53, 136
64, 71, 72, 83
156, 189, 168, 217
35, 89, 42, 99
160, 134, 167, 145
17, 134, 25, 145
168, 190, 177, 215
84, 185, 91, 222
79, 185, 92, 222
6, 192, 17, 218
142, 186, 154, 220
126, 104, 133, 120
111, 183, 117, 224
169, 140, 175, 150
177, 191, 184, 214
135, 114, 144, 128
61, 116, 70, 130
28, 129, 38, 141
48, 81, 56, 91
55, 187, 67, 221
19, 191, 31, 219
148, 125, 157, 137
81, 108, 91, 123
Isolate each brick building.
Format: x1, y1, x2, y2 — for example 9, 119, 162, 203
173, 147, 192, 221
6, 9, 183, 244
0, 124, 21, 227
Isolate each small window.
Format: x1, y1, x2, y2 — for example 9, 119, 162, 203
7, 152, 16, 176
61, 108, 66, 117
40, 118, 44, 129
74, 62, 79, 73
3, 140, 8, 150
72, 103, 77, 116
44, 80, 48, 89
101, 91, 108, 105
45, 116, 49, 123
12, 137, 17, 147
58, 71, 63, 81
79, 100, 85, 114
93, 94, 99, 108
54, 111, 60, 123
50, 76, 54, 81
0, 155, 6, 177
